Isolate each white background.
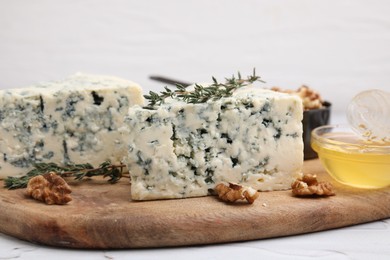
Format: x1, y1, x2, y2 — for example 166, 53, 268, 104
1, 0, 390, 116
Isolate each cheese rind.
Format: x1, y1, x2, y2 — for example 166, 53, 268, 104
124, 88, 304, 200
0, 73, 144, 178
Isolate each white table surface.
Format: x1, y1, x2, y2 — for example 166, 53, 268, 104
1, 114, 390, 260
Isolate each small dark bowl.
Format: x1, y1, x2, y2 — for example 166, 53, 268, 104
303, 101, 331, 160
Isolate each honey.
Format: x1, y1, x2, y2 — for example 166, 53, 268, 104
311, 127, 390, 189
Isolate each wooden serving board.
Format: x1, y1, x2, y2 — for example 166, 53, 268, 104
0, 159, 390, 249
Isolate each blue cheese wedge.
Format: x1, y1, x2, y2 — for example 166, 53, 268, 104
124, 88, 304, 200
0, 73, 144, 178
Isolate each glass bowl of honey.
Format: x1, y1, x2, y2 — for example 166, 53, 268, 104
311, 125, 390, 189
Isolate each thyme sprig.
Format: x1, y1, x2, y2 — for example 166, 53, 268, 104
144, 69, 264, 108
4, 161, 126, 189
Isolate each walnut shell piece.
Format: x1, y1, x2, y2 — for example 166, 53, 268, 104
26, 172, 72, 205
292, 173, 335, 197
215, 182, 260, 204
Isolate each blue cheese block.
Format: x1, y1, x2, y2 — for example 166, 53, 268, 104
0, 73, 144, 178
124, 88, 304, 200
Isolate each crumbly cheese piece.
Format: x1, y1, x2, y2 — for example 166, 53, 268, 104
124, 88, 303, 200
0, 73, 144, 178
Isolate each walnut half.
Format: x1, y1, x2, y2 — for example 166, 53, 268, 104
26, 172, 72, 205
215, 182, 260, 204
292, 174, 335, 197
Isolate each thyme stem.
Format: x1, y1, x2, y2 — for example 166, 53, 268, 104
4, 161, 126, 189
144, 69, 265, 108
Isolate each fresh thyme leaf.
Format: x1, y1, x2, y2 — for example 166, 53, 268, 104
144, 68, 265, 108
4, 161, 126, 189
72, 161, 124, 184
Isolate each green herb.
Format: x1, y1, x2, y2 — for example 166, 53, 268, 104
144, 69, 265, 108
4, 161, 126, 189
